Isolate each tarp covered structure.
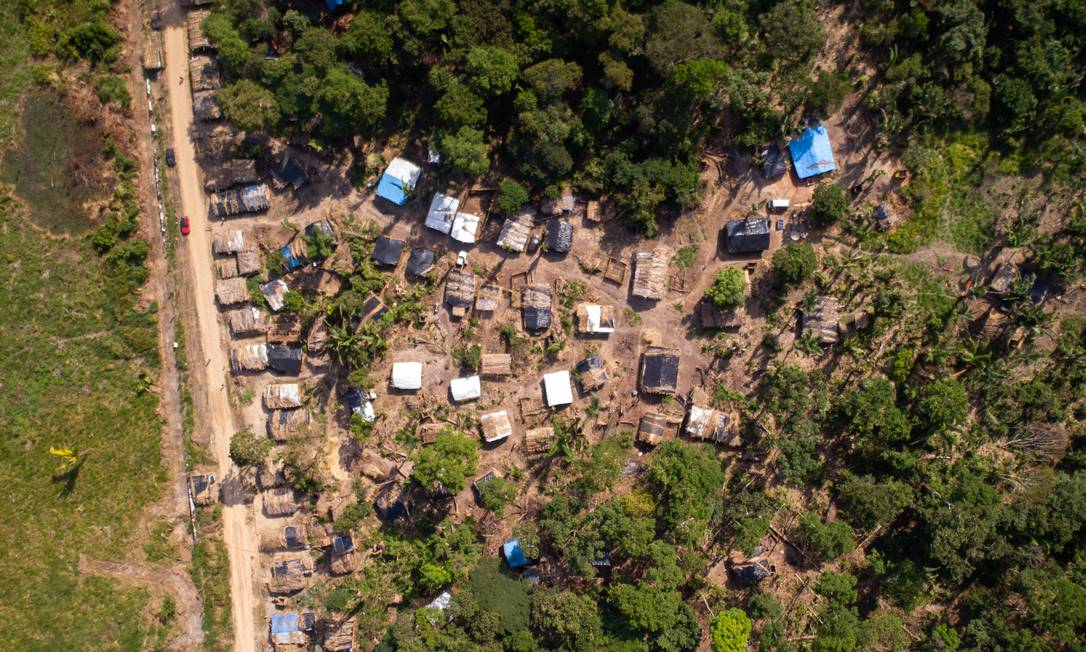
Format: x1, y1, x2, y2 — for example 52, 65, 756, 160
264, 383, 302, 409
575, 303, 615, 334
546, 219, 573, 253
376, 157, 421, 205
498, 213, 534, 252
638, 412, 672, 446
788, 124, 836, 179
640, 346, 680, 395
759, 143, 787, 179
212, 229, 246, 254
724, 218, 770, 254
522, 285, 552, 331
267, 344, 303, 374
391, 361, 423, 390
269, 612, 314, 647
372, 235, 404, 267
479, 410, 513, 443
271, 154, 308, 191
575, 356, 607, 393
450, 376, 481, 402
450, 212, 480, 244
262, 279, 289, 311
227, 306, 267, 336
425, 192, 459, 234
543, 370, 573, 407
407, 248, 435, 276
503, 538, 530, 569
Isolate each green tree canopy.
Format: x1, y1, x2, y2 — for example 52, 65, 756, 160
229, 428, 271, 467
312, 66, 388, 138
466, 46, 519, 97
810, 182, 849, 227
646, 439, 725, 543
530, 589, 602, 648
705, 267, 747, 309
412, 429, 478, 493
441, 126, 490, 177
217, 80, 280, 133
710, 609, 752, 652
771, 243, 818, 288
495, 180, 530, 215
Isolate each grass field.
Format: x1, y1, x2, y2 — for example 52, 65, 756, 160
0, 3, 169, 649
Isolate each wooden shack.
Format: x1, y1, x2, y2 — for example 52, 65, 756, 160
631, 246, 671, 300
801, 296, 840, 345
203, 159, 258, 192
480, 353, 512, 378
476, 283, 500, 313
263, 487, 298, 517
216, 257, 239, 279
637, 413, 673, 446
186, 10, 212, 52
521, 285, 553, 331
639, 346, 680, 395
214, 277, 249, 306
524, 427, 555, 455
445, 269, 476, 318
268, 557, 314, 595
188, 55, 221, 91
226, 306, 268, 337
684, 405, 740, 446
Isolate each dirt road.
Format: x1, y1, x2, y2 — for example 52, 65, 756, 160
163, 7, 259, 650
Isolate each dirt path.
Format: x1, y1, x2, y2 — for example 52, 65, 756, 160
162, 6, 260, 650
79, 555, 204, 651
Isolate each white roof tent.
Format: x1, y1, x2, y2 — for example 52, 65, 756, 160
450, 212, 481, 244
450, 375, 481, 402
426, 192, 459, 234
376, 157, 422, 205
542, 370, 573, 407
391, 361, 423, 391
580, 304, 615, 334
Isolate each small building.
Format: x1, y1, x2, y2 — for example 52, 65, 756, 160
787, 124, 837, 180
698, 298, 743, 331
638, 412, 673, 446
236, 250, 260, 276
231, 343, 268, 373
545, 219, 573, 254
190, 473, 216, 506
268, 344, 303, 374
269, 612, 315, 650
192, 90, 221, 121
186, 10, 212, 52
264, 487, 298, 517
227, 306, 268, 337
262, 279, 289, 312
268, 557, 313, 595
585, 199, 604, 223
801, 296, 840, 345
406, 248, 435, 276
279, 239, 307, 271
503, 538, 530, 569
575, 303, 615, 335
322, 619, 355, 652
498, 212, 534, 252
214, 277, 249, 306
188, 55, 221, 91
450, 212, 481, 244
444, 269, 476, 318
479, 410, 513, 443
269, 314, 303, 343
724, 218, 771, 255
575, 356, 607, 393
632, 246, 671, 300
524, 427, 555, 454
759, 143, 788, 180
480, 353, 512, 378
450, 376, 481, 402
371, 236, 404, 267
522, 285, 553, 331
344, 387, 375, 422
425, 192, 459, 234
685, 405, 739, 446
329, 534, 359, 575
271, 155, 308, 191
728, 549, 775, 586
204, 159, 258, 192
212, 229, 246, 255
640, 346, 680, 395
216, 257, 238, 279
988, 261, 1019, 295
209, 183, 270, 217
541, 187, 575, 216
476, 283, 500, 314
260, 524, 308, 552
391, 361, 423, 391
264, 383, 302, 410
376, 157, 421, 206
350, 294, 387, 329
543, 370, 573, 407
306, 315, 328, 353
267, 408, 312, 441
142, 42, 163, 71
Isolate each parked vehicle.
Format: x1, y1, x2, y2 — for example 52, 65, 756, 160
527, 234, 541, 254
150, 10, 161, 30
164, 147, 176, 167
179, 215, 190, 235
456, 250, 468, 268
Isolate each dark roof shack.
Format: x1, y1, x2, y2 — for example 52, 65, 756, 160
638, 412, 673, 446
760, 143, 787, 179
575, 356, 607, 393
407, 248, 435, 276
639, 346, 680, 395
371, 236, 404, 268
267, 344, 303, 374
522, 285, 553, 331
271, 154, 308, 191
724, 218, 770, 254
545, 219, 573, 254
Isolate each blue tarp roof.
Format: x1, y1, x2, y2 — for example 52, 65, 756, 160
376, 174, 408, 205
503, 538, 529, 569
280, 245, 304, 270
788, 125, 836, 179
270, 613, 301, 634
326, 0, 345, 11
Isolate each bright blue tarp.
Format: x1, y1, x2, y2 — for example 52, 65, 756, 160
326, 0, 344, 11
376, 174, 409, 205
503, 538, 529, 569
280, 245, 304, 270
788, 125, 836, 179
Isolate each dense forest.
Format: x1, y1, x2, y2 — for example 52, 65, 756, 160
204, 1, 1086, 651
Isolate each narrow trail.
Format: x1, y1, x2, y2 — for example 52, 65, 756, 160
79, 555, 204, 651
162, 4, 260, 650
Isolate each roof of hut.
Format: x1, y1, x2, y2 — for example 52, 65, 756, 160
631, 246, 671, 300
522, 285, 553, 331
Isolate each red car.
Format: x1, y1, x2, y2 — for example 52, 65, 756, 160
179, 215, 191, 236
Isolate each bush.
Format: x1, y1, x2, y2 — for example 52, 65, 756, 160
495, 180, 530, 215
771, 243, 817, 288
478, 476, 517, 514
798, 513, 854, 560
96, 76, 131, 111
60, 18, 121, 63
229, 428, 271, 467
810, 182, 849, 227
815, 571, 858, 607
705, 267, 747, 309
710, 608, 752, 652
453, 344, 482, 371
412, 429, 478, 493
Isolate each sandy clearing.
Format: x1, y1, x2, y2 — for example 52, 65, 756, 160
162, 6, 259, 650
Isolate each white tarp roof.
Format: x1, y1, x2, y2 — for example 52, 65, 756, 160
263, 383, 302, 409
479, 410, 513, 443
583, 304, 615, 333
391, 362, 423, 390
426, 192, 459, 234
262, 279, 288, 312
450, 375, 481, 402
386, 157, 421, 187
543, 370, 573, 406
450, 212, 480, 244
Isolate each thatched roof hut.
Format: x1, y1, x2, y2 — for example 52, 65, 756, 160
216, 257, 239, 279
215, 277, 249, 306
260, 524, 309, 552
236, 250, 261, 276
685, 405, 739, 446
524, 427, 555, 454
445, 269, 475, 318
268, 557, 314, 595
186, 10, 212, 52
267, 408, 312, 441
263, 487, 298, 517
479, 411, 513, 443
575, 303, 616, 335
575, 356, 607, 393
639, 346, 680, 395
801, 296, 840, 345
498, 212, 534, 252
192, 90, 221, 121
522, 285, 552, 331
480, 353, 512, 378
188, 55, 221, 91
231, 343, 268, 373
204, 159, 258, 192
212, 229, 246, 254
209, 184, 270, 218
263, 383, 302, 409
638, 412, 673, 446
632, 246, 670, 300
322, 619, 355, 652
268, 314, 303, 343
329, 534, 359, 575
476, 283, 500, 313
226, 306, 268, 337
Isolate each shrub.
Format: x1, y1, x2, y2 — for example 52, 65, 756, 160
705, 267, 747, 309
478, 476, 517, 514
771, 243, 817, 288
798, 513, 854, 560
495, 180, 530, 215
229, 428, 271, 467
710, 608, 752, 652
810, 182, 849, 227
95, 75, 131, 111
412, 429, 478, 493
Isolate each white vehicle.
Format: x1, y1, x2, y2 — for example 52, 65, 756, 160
456, 250, 468, 268
767, 198, 790, 211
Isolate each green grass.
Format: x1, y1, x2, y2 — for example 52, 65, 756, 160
192, 508, 232, 650
465, 560, 532, 635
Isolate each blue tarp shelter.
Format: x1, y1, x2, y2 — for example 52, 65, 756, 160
376, 157, 422, 206
326, 0, 345, 11
788, 125, 836, 179
269, 612, 313, 645
280, 245, 305, 270
503, 538, 529, 569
